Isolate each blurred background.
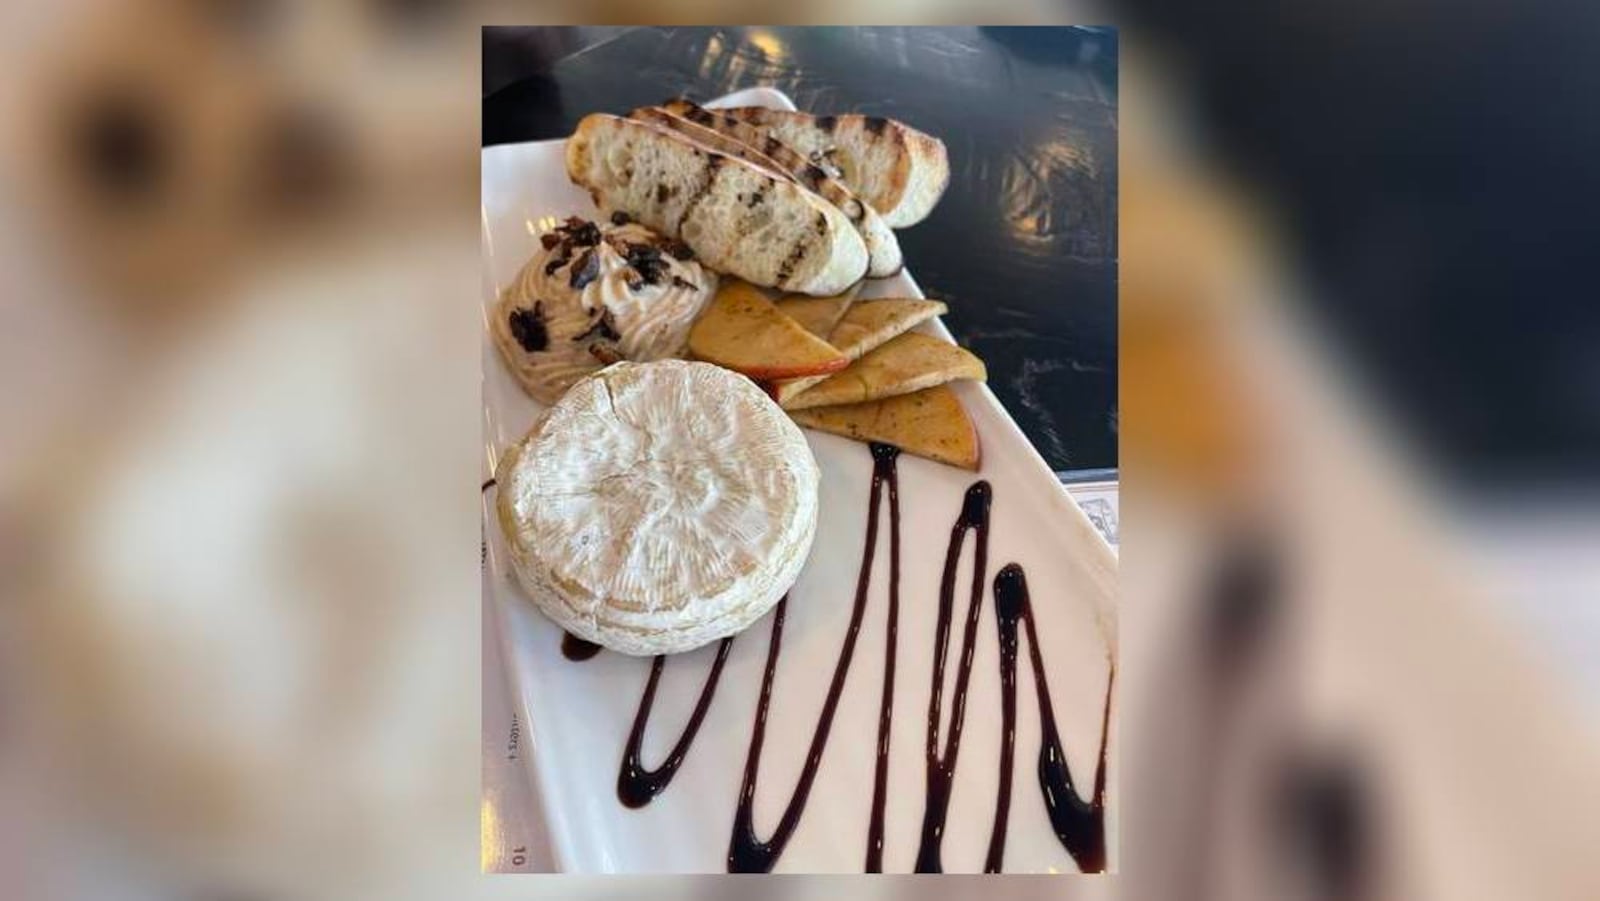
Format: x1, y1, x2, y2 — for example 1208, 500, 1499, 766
0, 6, 1596, 899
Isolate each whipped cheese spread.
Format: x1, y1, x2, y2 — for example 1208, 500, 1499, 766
494, 216, 717, 404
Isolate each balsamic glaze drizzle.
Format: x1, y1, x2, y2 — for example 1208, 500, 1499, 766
561, 632, 602, 661
617, 637, 734, 808
538, 443, 1113, 873
913, 480, 993, 872
727, 442, 901, 873
992, 563, 1112, 873
866, 443, 903, 872
913, 484, 1111, 873
481, 478, 496, 567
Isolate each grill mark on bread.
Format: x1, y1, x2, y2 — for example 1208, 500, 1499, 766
637, 123, 829, 287
573, 112, 872, 291
775, 211, 830, 286
643, 108, 794, 184
675, 153, 724, 231
864, 116, 889, 136
660, 106, 885, 263
775, 236, 811, 286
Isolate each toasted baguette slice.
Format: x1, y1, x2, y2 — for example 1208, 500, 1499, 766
628, 106, 794, 181
783, 332, 986, 410
688, 280, 848, 380
770, 298, 946, 404
658, 100, 903, 277
566, 114, 867, 295
708, 106, 949, 228
790, 385, 980, 470
773, 284, 861, 340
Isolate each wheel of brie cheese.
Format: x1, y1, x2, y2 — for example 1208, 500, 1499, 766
495, 360, 820, 655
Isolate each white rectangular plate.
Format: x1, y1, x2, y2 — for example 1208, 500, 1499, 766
482, 87, 1118, 873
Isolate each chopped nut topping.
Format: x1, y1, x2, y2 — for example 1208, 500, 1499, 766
568, 248, 599, 289
507, 303, 548, 353
574, 310, 621, 343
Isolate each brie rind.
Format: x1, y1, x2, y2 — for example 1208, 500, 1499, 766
496, 360, 819, 655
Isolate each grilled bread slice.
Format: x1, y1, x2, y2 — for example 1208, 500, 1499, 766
704, 105, 949, 228
628, 106, 794, 181
656, 100, 904, 277
566, 114, 868, 295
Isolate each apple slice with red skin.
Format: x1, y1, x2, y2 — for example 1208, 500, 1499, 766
688, 281, 849, 380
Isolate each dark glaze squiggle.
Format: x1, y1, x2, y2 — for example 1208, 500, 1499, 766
536, 444, 1113, 872
727, 442, 901, 873
865, 443, 903, 872
913, 480, 993, 872
617, 637, 734, 807
912, 483, 1112, 873
991, 562, 1111, 873
561, 632, 602, 661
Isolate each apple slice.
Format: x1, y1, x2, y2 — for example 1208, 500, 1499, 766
783, 332, 987, 410
826, 298, 947, 355
688, 281, 848, 380
790, 384, 981, 471
770, 298, 947, 405
774, 284, 861, 339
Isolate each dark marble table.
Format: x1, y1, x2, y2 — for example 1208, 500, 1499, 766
483, 26, 1118, 477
